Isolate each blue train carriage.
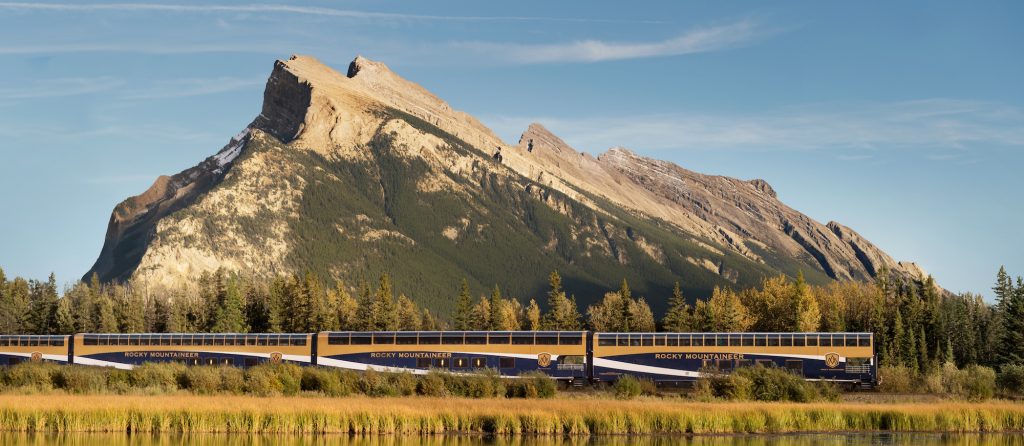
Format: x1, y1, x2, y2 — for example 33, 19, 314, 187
316, 331, 589, 382
591, 332, 876, 388
72, 333, 313, 369
0, 335, 70, 365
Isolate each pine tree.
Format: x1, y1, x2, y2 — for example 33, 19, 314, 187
355, 279, 374, 331
53, 297, 76, 334
662, 282, 695, 332
395, 294, 421, 330
618, 279, 633, 332
334, 283, 359, 330
525, 299, 541, 331
792, 272, 821, 331
454, 279, 473, 330
995, 268, 1024, 366
212, 276, 247, 333
470, 296, 491, 330
421, 309, 439, 330
27, 273, 59, 334
374, 273, 398, 330
542, 271, 580, 330
489, 285, 507, 330
92, 292, 118, 332
889, 308, 905, 366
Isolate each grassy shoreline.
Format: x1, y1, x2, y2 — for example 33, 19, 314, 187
1, 395, 1024, 435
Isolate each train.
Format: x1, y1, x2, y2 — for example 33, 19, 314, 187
0, 331, 877, 388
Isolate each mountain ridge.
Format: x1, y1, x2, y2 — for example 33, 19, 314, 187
85, 54, 927, 313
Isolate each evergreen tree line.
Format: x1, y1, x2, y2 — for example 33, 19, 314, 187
1, 265, 1023, 372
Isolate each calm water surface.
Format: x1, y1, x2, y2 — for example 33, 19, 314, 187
3, 434, 1024, 446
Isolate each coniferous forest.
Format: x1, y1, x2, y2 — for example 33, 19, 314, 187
2, 265, 1022, 376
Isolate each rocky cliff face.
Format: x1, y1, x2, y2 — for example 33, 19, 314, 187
85, 55, 926, 312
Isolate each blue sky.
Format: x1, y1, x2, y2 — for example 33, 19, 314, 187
0, 1, 1020, 297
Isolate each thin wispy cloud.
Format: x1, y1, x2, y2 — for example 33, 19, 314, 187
484, 99, 1024, 154
0, 76, 123, 101
0, 42, 290, 55
453, 19, 769, 64
0, 2, 657, 23
122, 77, 264, 100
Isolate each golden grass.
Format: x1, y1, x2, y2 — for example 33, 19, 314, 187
1, 395, 1024, 435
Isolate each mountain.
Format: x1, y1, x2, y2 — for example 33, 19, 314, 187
85, 55, 926, 315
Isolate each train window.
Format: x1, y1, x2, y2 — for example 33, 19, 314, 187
667, 335, 679, 347
654, 335, 665, 346
785, 360, 804, 375
729, 335, 741, 347
246, 335, 257, 346
351, 335, 372, 345
489, 334, 511, 344
536, 336, 557, 345
433, 358, 449, 368
129, 335, 140, 346
716, 335, 728, 347
718, 359, 735, 371
738, 359, 754, 368
205, 358, 217, 366
692, 336, 703, 347
224, 336, 235, 347
416, 358, 432, 368
754, 335, 766, 346
629, 335, 642, 347
465, 335, 487, 345
701, 359, 712, 370
780, 335, 792, 347
757, 359, 774, 368
472, 357, 487, 368
820, 335, 832, 347
267, 335, 280, 347
327, 334, 349, 345
28, 337, 39, 347
257, 335, 268, 346
499, 357, 515, 369
512, 334, 534, 345
442, 334, 464, 345
679, 336, 691, 347
597, 336, 616, 347
793, 335, 805, 347
641, 335, 653, 347
616, 336, 628, 346
742, 335, 754, 347
198, 336, 210, 346
162, 335, 172, 346
396, 334, 417, 345
807, 336, 818, 347
453, 358, 469, 368
767, 335, 779, 347
215, 336, 225, 346
117, 336, 128, 346
373, 333, 395, 344
419, 334, 440, 344
0, 338, 7, 347
559, 334, 582, 345
244, 358, 258, 368
845, 336, 857, 347
171, 336, 181, 346
859, 335, 871, 347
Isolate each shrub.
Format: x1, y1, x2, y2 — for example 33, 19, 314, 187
878, 365, 916, 393
301, 367, 351, 397
943, 363, 995, 401
106, 369, 131, 394
390, 372, 418, 396
218, 366, 245, 394
694, 366, 836, 402
182, 367, 221, 394
244, 364, 284, 396
508, 371, 555, 399
55, 366, 107, 394
613, 374, 642, 400
4, 362, 57, 390
130, 362, 185, 392
359, 369, 397, 397
998, 364, 1024, 396
417, 370, 449, 397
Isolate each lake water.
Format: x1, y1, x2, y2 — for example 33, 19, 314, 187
2, 434, 1023, 446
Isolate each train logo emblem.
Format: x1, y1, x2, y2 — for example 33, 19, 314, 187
30, 352, 42, 362
269, 352, 283, 364
825, 352, 840, 368
537, 352, 552, 368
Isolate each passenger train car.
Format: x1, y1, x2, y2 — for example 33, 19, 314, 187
0, 335, 69, 365
72, 333, 313, 369
592, 332, 875, 387
316, 331, 589, 382
0, 331, 876, 388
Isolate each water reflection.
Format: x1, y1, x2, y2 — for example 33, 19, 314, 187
4, 433, 1024, 446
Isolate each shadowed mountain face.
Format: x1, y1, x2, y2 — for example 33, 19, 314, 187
85, 55, 926, 314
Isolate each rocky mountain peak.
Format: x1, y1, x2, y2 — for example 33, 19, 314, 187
86, 53, 934, 301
